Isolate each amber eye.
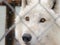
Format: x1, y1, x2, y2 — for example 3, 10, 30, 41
25, 16, 29, 21
39, 18, 46, 23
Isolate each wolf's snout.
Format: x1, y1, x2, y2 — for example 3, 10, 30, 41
22, 34, 32, 42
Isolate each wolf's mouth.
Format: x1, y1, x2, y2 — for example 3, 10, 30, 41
25, 42, 31, 45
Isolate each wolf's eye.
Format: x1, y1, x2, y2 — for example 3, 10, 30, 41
25, 16, 29, 21
39, 18, 46, 23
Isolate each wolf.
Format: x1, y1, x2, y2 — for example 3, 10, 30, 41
15, 0, 60, 45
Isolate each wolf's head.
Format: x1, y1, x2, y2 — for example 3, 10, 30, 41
15, 0, 60, 45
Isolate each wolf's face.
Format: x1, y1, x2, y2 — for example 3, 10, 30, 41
15, 4, 56, 45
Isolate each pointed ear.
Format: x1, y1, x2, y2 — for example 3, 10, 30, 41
21, 0, 27, 8
53, 0, 60, 14
21, 0, 39, 9
40, 0, 55, 9
21, 0, 31, 8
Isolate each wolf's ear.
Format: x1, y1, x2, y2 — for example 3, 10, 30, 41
40, 0, 55, 9
21, 0, 31, 8
21, 0, 39, 8
21, 0, 27, 8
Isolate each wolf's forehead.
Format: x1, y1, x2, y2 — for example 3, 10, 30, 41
20, 4, 50, 17
26, 11, 51, 19
25, 5, 50, 15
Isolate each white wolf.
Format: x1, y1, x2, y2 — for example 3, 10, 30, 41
15, 0, 60, 45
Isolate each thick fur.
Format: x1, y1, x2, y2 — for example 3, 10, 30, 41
15, 0, 60, 45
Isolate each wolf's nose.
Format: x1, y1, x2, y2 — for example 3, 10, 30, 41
22, 34, 32, 42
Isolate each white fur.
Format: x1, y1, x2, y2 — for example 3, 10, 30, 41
15, 0, 60, 45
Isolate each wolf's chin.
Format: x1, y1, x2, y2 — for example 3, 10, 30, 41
25, 42, 31, 45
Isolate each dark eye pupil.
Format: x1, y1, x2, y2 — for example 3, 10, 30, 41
39, 18, 46, 23
25, 16, 29, 21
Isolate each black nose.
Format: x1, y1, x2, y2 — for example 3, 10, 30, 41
22, 34, 32, 42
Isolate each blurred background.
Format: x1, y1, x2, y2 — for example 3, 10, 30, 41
0, 0, 21, 45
